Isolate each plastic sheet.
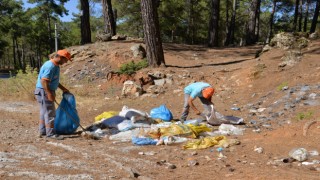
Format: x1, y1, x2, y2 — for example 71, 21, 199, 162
183, 136, 227, 149
95, 111, 118, 122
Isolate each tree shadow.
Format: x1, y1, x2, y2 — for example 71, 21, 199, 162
166, 58, 255, 68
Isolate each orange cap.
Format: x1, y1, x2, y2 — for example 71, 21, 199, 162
57, 49, 72, 61
202, 87, 215, 99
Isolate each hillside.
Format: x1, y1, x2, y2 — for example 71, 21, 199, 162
0, 37, 320, 179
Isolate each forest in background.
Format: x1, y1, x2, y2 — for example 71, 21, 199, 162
0, 0, 319, 71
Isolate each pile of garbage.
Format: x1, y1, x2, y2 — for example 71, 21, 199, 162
82, 105, 245, 150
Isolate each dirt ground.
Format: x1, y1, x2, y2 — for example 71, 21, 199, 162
1, 39, 320, 179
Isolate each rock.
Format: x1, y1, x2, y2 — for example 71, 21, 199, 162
309, 32, 318, 39
188, 159, 199, 166
262, 44, 272, 52
146, 85, 164, 94
121, 80, 143, 97
154, 79, 166, 86
289, 148, 308, 162
254, 147, 264, 154
111, 34, 127, 40
270, 32, 296, 49
148, 71, 166, 79
191, 151, 198, 156
130, 44, 146, 58
96, 31, 112, 42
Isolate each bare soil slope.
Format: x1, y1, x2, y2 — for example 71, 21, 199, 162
1, 39, 320, 179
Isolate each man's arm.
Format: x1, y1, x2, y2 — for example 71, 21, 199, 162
187, 97, 201, 115
41, 79, 55, 102
58, 83, 69, 93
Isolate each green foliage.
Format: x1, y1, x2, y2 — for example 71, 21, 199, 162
113, 0, 143, 37
1, 0, 320, 71
296, 111, 314, 121
277, 82, 288, 91
118, 59, 148, 75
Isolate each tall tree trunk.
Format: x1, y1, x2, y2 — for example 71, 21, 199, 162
225, 0, 236, 46
298, 0, 303, 31
102, 0, 116, 35
47, 13, 53, 53
14, 38, 23, 70
208, 0, 220, 47
141, 0, 165, 67
37, 38, 42, 69
304, 0, 310, 32
266, 0, 276, 44
246, 0, 259, 45
12, 36, 17, 69
44, 0, 53, 53
255, 0, 261, 42
187, 0, 195, 44
21, 43, 25, 70
293, 0, 299, 31
310, 0, 320, 33
225, 0, 230, 45
80, 0, 92, 44
114, 9, 117, 34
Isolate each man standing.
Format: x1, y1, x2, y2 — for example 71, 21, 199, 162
180, 82, 216, 122
34, 49, 72, 140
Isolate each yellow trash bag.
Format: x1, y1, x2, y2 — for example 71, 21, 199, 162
94, 111, 118, 122
188, 124, 212, 136
183, 136, 227, 150
160, 124, 197, 138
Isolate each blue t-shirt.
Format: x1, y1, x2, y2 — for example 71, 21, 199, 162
184, 82, 211, 99
36, 60, 60, 91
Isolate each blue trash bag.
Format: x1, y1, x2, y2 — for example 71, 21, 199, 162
54, 93, 80, 135
150, 104, 173, 121
132, 137, 157, 145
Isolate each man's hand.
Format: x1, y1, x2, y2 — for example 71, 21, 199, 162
59, 83, 70, 93
47, 92, 55, 102
195, 110, 201, 115
62, 88, 70, 93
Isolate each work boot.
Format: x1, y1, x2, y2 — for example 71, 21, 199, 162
46, 134, 64, 140
38, 133, 46, 138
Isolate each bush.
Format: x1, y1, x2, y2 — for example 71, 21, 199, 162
118, 59, 148, 75
277, 82, 288, 91
296, 111, 313, 121
0, 65, 38, 100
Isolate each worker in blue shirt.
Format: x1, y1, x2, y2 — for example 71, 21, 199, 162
180, 82, 216, 122
34, 49, 72, 140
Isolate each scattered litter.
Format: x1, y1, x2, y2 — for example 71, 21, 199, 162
308, 150, 319, 156
109, 129, 139, 141
302, 160, 320, 165
150, 104, 173, 121
207, 105, 244, 125
183, 136, 227, 149
157, 136, 188, 145
119, 106, 150, 123
94, 111, 118, 122
216, 124, 245, 135
132, 137, 158, 145
231, 107, 240, 111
